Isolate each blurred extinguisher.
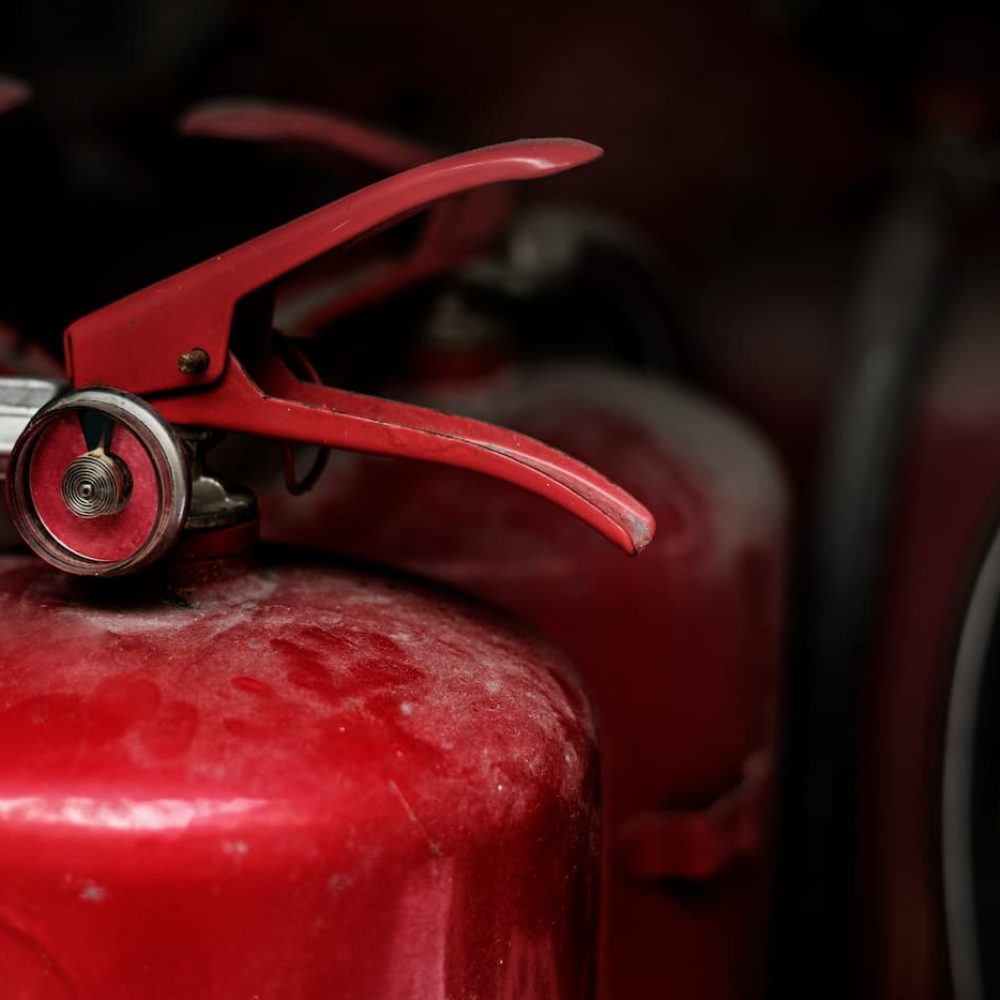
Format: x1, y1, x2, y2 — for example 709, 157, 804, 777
182, 99, 790, 1000
0, 77, 65, 548
0, 137, 657, 998
684, 77, 1000, 1000
842, 91, 1000, 1000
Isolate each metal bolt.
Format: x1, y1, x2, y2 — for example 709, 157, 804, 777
178, 348, 210, 375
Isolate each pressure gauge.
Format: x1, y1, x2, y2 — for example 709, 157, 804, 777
5, 388, 189, 576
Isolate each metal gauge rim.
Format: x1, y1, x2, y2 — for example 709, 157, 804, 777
5, 387, 190, 576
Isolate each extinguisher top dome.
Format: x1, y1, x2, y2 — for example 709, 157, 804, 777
0, 139, 655, 577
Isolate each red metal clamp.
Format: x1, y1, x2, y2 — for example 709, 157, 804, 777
58, 139, 653, 558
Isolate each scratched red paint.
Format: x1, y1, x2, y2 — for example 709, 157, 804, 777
0, 550, 598, 998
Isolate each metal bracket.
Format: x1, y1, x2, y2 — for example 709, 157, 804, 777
614, 752, 771, 882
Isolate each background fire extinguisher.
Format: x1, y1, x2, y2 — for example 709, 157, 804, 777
183, 99, 790, 1000
684, 79, 1000, 999
0, 136, 656, 998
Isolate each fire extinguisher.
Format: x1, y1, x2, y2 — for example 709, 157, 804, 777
0, 138, 656, 997
182, 100, 790, 1000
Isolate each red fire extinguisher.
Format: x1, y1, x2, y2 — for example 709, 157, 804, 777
181, 100, 790, 999
680, 81, 999, 999
0, 138, 656, 997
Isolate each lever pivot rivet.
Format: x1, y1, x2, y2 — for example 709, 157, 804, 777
178, 348, 210, 375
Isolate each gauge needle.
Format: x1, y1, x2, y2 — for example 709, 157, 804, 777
78, 409, 115, 454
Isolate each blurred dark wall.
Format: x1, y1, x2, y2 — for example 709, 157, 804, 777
0, 0, 876, 352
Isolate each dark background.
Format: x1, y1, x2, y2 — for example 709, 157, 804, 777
3, 4, 1000, 996
0, 0, 996, 353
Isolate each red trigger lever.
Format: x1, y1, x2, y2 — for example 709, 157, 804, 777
63, 139, 654, 555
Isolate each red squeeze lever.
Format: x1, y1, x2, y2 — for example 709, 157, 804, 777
64, 139, 654, 555
179, 98, 514, 333
0, 76, 30, 115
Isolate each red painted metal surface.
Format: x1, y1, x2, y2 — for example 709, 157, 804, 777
0, 549, 600, 998
261, 363, 788, 999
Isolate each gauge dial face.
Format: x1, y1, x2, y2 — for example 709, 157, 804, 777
29, 409, 158, 562
5, 389, 189, 576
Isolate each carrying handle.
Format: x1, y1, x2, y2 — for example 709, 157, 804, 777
62, 138, 655, 555
178, 98, 512, 333
615, 753, 771, 882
